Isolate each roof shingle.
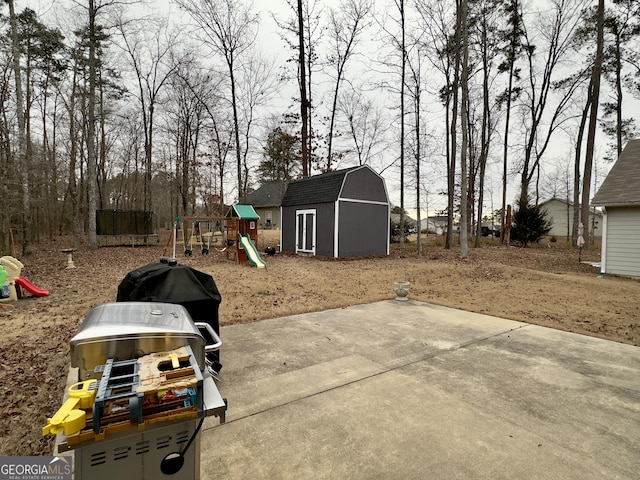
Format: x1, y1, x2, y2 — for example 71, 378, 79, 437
592, 139, 640, 206
246, 182, 288, 207
281, 167, 359, 207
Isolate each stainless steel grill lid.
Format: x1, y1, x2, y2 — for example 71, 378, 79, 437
71, 302, 207, 380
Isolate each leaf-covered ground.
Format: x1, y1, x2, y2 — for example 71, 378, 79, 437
1, 231, 638, 456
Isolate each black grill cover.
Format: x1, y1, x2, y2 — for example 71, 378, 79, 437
116, 261, 222, 366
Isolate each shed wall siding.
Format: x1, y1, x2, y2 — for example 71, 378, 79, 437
341, 168, 387, 203
604, 207, 640, 278
338, 202, 388, 257
281, 203, 335, 256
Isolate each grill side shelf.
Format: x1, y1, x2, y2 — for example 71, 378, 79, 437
55, 345, 227, 451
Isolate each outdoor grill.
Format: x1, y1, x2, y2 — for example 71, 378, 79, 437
52, 301, 227, 480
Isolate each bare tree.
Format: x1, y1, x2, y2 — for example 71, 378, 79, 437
82, 0, 135, 247
459, 0, 470, 258
273, 0, 325, 176
0, 39, 16, 253
406, 45, 424, 252
517, 0, 587, 206
415, 0, 457, 249
172, 62, 230, 214
469, 0, 501, 248
337, 85, 387, 167
17, 9, 67, 240
496, 0, 524, 244
166, 64, 208, 215
386, 0, 407, 245
177, 0, 258, 201
6, 0, 31, 255
237, 50, 282, 195
571, 79, 591, 245
116, 15, 183, 214
449, 0, 462, 250
297, 0, 309, 177
86, 0, 99, 247
57, 39, 83, 244
324, 0, 371, 171
580, 0, 605, 248
600, 0, 639, 158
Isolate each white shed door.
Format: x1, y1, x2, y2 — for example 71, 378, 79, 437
295, 209, 316, 255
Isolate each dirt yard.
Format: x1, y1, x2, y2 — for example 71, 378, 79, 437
1, 230, 638, 456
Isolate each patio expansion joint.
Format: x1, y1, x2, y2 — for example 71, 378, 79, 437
202, 323, 532, 433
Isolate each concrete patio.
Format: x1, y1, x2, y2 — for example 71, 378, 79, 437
200, 300, 640, 479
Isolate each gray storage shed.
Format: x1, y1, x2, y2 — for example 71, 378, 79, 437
280, 165, 390, 258
592, 139, 640, 278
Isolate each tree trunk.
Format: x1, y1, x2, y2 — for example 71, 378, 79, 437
459, 0, 469, 259
298, 0, 309, 177
500, 0, 519, 245
581, 0, 605, 249
399, 0, 406, 247
572, 81, 591, 245
305, 9, 314, 174
87, 0, 98, 248
66, 57, 82, 246
229, 65, 244, 201
614, 32, 622, 157
447, 1, 462, 251
327, 77, 340, 171
7, 0, 32, 256
475, 13, 492, 249
444, 87, 454, 250
414, 68, 422, 253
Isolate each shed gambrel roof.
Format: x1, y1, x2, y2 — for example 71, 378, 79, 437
281, 166, 361, 207
592, 139, 640, 206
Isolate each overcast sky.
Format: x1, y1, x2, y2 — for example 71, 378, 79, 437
13, 0, 636, 216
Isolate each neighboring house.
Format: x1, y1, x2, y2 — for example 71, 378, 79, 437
390, 213, 417, 232
538, 198, 602, 238
246, 182, 288, 230
427, 216, 449, 234
591, 139, 640, 278
280, 165, 390, 258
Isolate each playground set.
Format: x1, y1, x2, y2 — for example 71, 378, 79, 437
0, 255, 50, 304
166, 205, 267, 269
1, 204, 266, 306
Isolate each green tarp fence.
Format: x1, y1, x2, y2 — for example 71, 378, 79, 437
96, 210, 154, 236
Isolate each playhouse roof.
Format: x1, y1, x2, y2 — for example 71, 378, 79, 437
226, 204, 260, 220
281, 166, 362, 207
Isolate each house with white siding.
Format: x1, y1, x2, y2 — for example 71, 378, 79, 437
538, 198, 602, 238
246, 182, 288, 230
591, 139, 640, 278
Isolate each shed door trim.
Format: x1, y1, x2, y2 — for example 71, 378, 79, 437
295, 209, 316, 255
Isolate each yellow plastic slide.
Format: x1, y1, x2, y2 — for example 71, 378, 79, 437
238, 234, 267, 269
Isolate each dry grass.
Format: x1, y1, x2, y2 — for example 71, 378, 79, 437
0, 230, 638, 455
